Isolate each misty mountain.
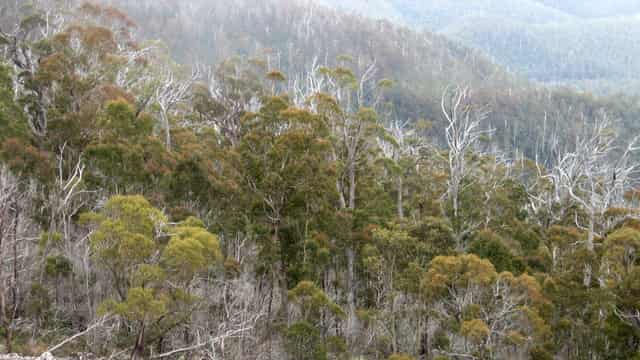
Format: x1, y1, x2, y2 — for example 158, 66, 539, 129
316, 0, 574, 30
317, 0, 640, 93
538, 0, 640, 18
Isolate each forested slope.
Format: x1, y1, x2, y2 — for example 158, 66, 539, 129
317, 0, 640, 94
2, 1, 640, 360
104, 0, 640, 162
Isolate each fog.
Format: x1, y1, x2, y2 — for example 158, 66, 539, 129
312, 0, 640, 93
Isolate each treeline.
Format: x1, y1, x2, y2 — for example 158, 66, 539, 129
1, 1, 640, 360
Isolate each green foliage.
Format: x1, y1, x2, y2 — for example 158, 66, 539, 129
288, 281, 345, 320
84, 195, 164, 273
529, 346, 554, 360
469, 230, 520, 273
82, 194, 221, 355
285, 321, 327, 360
97, 100, 153, 141
422, 254, 497, 299
39, 231, 63, 251
0, 65, 28, 143
101, 287, 168, 322
460, 319, 490, 343
162, 225, 222, 281
409, 217, 455, 257
6, 1, 640, 358
604, 226, 640, 277
44, 255, 73, 278
25, 284, 51, 324
1, 138, 53, 181
388, 354, 416, 360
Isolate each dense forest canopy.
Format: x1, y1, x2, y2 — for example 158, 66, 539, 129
1, 1, 640, 360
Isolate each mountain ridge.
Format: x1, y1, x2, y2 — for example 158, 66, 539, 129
314, 0, 640, 93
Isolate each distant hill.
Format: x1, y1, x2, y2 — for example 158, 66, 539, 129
316, 0, 640, 94
537, 0, 640, 18
316, 0, 574, 30
442, 14, 640, 84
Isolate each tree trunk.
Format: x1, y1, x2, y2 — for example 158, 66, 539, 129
348, 162, 356, 210
346, 247, 356, 341
452, 185, 459, 219
0, 208, 5, 351
397, 175, 404, 219
162, 111, 171, 152
420, 313, 431, 360
130, 322, 146, 360
587, 213, 595, 252
337, 180, 347, 209
0, 291, 7, 353
5, 205, 19, 353
267, 275, 274, 360
275, 223, 289, 320
11, 205, 19, 313
346, 161, 358, 346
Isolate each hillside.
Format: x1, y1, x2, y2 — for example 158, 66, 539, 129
101, 0, 640, 160
104, 0, 532, 150
316, 0, 640, 94
442, 14, 640, 84
3, 1, 640, 360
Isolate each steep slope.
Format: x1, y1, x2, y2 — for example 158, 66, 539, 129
100, 0, 640, 161
104, 0, 512, 120
314, 0, 640, 94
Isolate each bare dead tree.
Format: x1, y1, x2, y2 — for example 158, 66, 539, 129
441, 85, 491, 247
150, 316, 261, 360
0, 165, 19, 352
289, 57, 325, 109
153, 66, 199, 151
44, 315, 112, 356
189, 64, 262, 146
547, 112, 639, 251
115, 45, 156, 90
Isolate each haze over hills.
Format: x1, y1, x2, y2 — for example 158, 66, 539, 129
317, 0, 640, 94
316, 0, 575, 30
538, 0, 640, 18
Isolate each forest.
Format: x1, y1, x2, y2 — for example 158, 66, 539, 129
1, 1, 640, 360
319, 0, 640, 95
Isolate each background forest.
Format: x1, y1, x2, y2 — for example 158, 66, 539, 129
318, 0, 640, 95
1, 1, 640, 360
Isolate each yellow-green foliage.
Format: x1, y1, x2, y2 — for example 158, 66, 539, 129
460, 319, 490, 343
288, 280, 345, 320
388, 354, 416, 360
82, 195, 165, 271
422, 254, 497, 298
162, 225, 222, 280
